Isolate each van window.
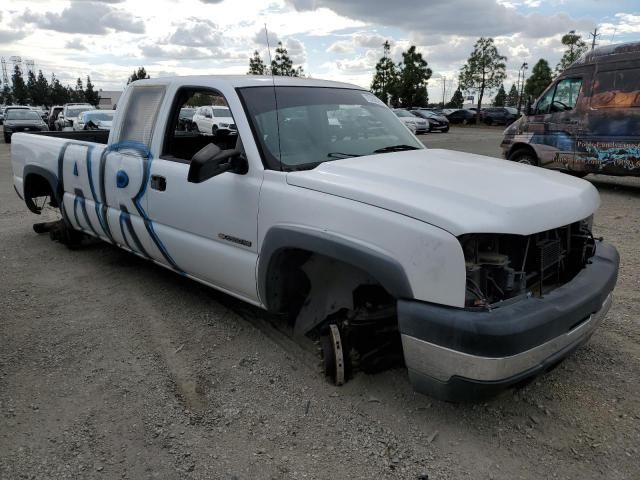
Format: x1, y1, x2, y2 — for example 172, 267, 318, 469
591, 68, 640, 109
552, 78, 582, 112
535, 78, 581, 115
118, 85, 166, 147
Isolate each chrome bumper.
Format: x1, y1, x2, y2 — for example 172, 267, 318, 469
402, 293, 612, 384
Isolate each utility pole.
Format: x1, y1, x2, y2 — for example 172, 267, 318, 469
590, 27, 600, 50
517, 62, 528, 115
1, 57, 8, 85
441, 76, 447, 108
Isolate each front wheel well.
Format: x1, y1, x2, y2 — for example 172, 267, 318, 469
507, 143, 538, 163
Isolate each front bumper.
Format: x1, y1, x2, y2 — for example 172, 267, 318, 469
398, 241, 619, 401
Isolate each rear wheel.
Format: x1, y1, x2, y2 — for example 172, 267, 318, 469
4, 134, 10, 143
509, 148, 539, 166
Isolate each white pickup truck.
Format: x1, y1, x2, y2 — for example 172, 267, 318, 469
11, 76, 619, 401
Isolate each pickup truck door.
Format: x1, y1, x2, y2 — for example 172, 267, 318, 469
145, 88, 262, 303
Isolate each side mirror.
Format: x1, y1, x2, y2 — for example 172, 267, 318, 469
187, 143, 248, 183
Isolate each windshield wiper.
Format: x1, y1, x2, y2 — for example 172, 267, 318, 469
327, 152, 361, 159
373, 144, 420, 154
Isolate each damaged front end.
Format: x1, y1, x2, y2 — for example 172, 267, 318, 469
460, 217, 597, 309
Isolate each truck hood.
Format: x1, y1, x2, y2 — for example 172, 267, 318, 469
286, 149, 600, 236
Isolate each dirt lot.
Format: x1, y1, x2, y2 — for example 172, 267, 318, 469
1, 126, 639, 480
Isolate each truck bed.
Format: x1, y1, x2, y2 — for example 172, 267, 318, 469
30, 130, 110, 144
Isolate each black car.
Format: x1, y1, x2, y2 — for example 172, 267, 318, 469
411, 110, 450, 132
3, 109, 48, 143
446, 109, 477, 125
480, 107, 519, 126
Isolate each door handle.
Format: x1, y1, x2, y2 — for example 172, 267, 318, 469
150, 175, 166, 191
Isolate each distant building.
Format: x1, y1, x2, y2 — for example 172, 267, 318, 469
98, 90, 123, 110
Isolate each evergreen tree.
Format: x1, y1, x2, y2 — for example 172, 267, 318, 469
493, 84, 506, 106
396, 46, 432, 107
556, 31, 587, 73
271, 42, 296, 76
31, 70, 50, 107
446, 88, 464, 108
525, 59, 552, 99
1, 83, 13, 105
370, 41, 399, 105
248, 50, 267, 75
85, 76, 100, 106
49, 74, 70, 106
74, 77, 85, 102
459, 37, 507, 123
506, 84, 519, 106
128, 66, 150, 84
11, 65, 29, 105
26, 70, 37, 105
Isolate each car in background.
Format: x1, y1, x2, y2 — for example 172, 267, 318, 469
56, 103, 96, 131
2, 105, 31, 125
177, 107, 198, 132
411, 109, 450, 132
393, 108, 429, 134
47, 106, 63, 130
192, 105, 237, 136
446, 109, 477, 125
31, 107, 48, 121
480, 107, 519, 126
3, 109, 48, 143
74, 110, 115, 131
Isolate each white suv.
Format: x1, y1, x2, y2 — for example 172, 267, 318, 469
192, 105, 236, 136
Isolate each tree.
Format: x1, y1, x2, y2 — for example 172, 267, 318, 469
31, 70, 50, 107
556, 31, 587, 73
49, 74, 70, 106
128, 66, 150, 84
271, 42, 299, 76
74, 77, 85, 102
248, 50, 267, 75
493, 84, 506, 106
370, 41, 399, 105
524, 59, 552, 100
396, 46, 432, 107
26, 70, 37, 105
458, 37, 507, 123
506, 84, 519, 106
446, 88, 464, 108
85, 76, 100, 106
11, 65, 28, 105
1, 83, 13, 105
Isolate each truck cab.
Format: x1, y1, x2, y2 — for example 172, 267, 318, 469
502, 41, 640, 177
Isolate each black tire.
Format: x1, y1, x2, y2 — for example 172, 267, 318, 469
442, 126, 450, 133
4, 134, 10, 144
485, 118, 493, 126
567, 171, 589, 178
212, 125, 218, 136
509, 148, 539, 166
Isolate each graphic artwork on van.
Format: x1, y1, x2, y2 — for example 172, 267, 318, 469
57, 141, 183, 273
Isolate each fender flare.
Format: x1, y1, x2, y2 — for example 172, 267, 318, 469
257, 225, 414, 310
23, 165, 61, 213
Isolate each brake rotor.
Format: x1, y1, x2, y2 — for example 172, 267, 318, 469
320, 324, 345, 386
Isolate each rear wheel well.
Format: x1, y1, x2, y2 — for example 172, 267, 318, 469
23, 173, 59, 213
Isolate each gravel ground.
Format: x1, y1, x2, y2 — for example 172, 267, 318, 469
1, 127, 639, 479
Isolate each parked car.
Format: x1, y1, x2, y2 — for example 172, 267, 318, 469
393, 108, 429, 134
3, 109, 48, 143
47, 106, 63, 130
10, 75, 618, 402
502, 41, 640, 177
31, 107, 48, 121
411, 110, 450, 132
192, 105, 236, 136
446, 109, 477, 124
74, 110, 115, 131
56, 103, 96, 131
480, 107, 519, 126
177, 107, 198, 132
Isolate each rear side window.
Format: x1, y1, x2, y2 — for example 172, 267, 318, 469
591, 68, 640, 109
118, 85, 166, 146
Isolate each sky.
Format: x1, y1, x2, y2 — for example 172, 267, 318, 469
1, 0, 639, 102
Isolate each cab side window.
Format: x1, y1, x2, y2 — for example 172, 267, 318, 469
161, 89, 239, 163
535, 88, 554, 115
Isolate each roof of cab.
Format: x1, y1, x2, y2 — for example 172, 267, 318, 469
129, 75, 364, 90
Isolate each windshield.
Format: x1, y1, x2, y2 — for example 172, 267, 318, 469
213, 108, 231, 117
239, 86, 423, 170
67, 106, 93, 117
7, 110, 41, 121
83, 111, 114, 122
